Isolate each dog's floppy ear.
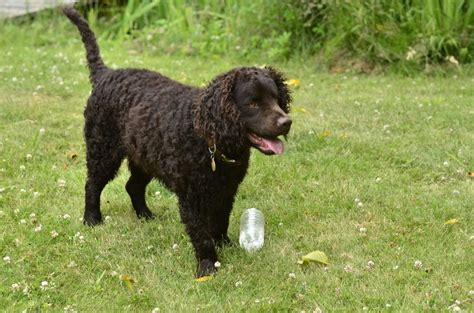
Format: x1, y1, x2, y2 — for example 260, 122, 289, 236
193, 70, 243, 147
266, 66, 291, 113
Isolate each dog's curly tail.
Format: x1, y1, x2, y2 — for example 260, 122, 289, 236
63, 7, 106, 85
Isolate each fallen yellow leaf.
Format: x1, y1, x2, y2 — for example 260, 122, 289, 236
444, 219, 459, 225
321, 130, 331, 137
293, 106, 307, 113
286, 79, 301, 88
119, 274, 136, 289
195, 275, 213, 282
298, 250, 329, 265
67, 151, 78, 160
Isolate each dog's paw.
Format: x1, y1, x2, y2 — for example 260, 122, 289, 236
196, 259, 217, 278
83, 213, 102, 227
136, 208, 156, 220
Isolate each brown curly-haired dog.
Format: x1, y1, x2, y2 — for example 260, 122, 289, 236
63, 7, 292, 277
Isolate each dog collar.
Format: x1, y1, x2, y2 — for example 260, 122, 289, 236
208, 143, 236, 172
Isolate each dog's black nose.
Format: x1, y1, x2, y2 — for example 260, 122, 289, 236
277, 116, 292, 133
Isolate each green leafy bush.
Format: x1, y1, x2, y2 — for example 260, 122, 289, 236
78, 0, 474, 67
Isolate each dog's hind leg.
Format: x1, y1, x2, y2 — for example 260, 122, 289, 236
125, 162, 155, 220
83, 120, 123, 226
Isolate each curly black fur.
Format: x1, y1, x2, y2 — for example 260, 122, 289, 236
63, 7, 292, 277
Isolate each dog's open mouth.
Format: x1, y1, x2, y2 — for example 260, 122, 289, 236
247, 133, 284, 155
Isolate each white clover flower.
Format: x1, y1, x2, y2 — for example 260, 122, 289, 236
20, 165, 26, 171
63, 213, 71, 219
20, 189, 26, 193
11, 283, 20, 291
110, 271, 118, 276
214, 261, 221, 268
58, 179, 66, 188
154, 191, 161, 197
359, 227, 367, 233
443, 161, 449, 166
0, 188, 5, 193
172, 244, 179, 250
235, 281, 242, 287
14, 209, 20, 214
34, 224, 42, 232
40, 280, 48, 290
147, 245, 153, 250
19, 219, 26, 224
67, 261, 77, 268
39, 128, 46, 135
3, 256, 11, 263
15, 239, 21, 246
104, 215, 112, 222
344, 264, 353, 273
375, 177, 382, 182
33, 192, 40, 197
151, 308, 160, 313
469, 290, 474, 296
357, 202, 364, 207
51, 230, 59, 238
414, 260, 423, 269
29, 213, 36, 219
386, 304, 392, 308
64, 304, 78, 313
367, 260, 375, 269
288, 272, 296, 279
22, 286, 30, 295
26, 154, 32, 160
393, 265, 399, 270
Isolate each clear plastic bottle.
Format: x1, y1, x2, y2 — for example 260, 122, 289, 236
239, 208, 265, 252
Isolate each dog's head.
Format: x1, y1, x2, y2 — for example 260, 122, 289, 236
193, 67, 292, 156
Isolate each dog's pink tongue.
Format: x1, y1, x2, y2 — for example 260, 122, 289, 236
262, 137, 284, 154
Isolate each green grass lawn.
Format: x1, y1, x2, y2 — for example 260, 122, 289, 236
1, 18, 473, 312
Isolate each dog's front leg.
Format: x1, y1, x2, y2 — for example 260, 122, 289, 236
178, 194, 218, 277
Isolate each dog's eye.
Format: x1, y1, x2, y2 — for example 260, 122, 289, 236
248, 102, 258, 108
